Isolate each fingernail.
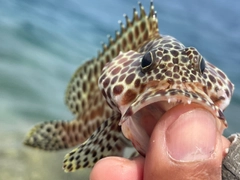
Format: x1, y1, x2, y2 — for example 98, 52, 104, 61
166, 108, 216, 162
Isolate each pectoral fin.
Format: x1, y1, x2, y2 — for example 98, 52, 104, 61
63, 112, 130, 172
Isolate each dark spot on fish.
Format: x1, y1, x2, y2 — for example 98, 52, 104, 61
134, 26, 139, 37
217, 70, 226, 79
181, 56, 188, 63
208, 74, 216, 83
123, 38, 127, 49
107, 143, 112, 151
163, 43, 173, 48
113, 85, 124, 95
122, 89, 137, 105
225, 89, 230, 97
140, 21, 146, 32
106, 134, 111, 141
190, 74, 196, 81
83, 161, 89, 168
134, 78, 141, 88
125, 73, 136, 85
111, 49, 115, 57
111, 67, 121, 75
77, 91, 81, 99
100, 146, 105, 152
165, 70, 172, 77
75, 104, 79, 112
123, 60, 133, 66
181, 77, 187, 82
128, 32, 133, 42
170, 50, 179, 57
162, 55, 171, 62
92, 150, 97, 158
82, 82, 87, 92
69, 156, 74, 162
93, 158, 98, 163
67, 164, 72, 170
207, 81, 212, 90
119, 74, 126, 82
111, 76, 118, 85
84, 149, 90, 155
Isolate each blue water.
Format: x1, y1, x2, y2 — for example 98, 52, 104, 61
1, 0, 240, 179
1, 0, 240, 152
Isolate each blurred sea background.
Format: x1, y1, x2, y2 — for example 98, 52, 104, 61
0, 0, 240, 179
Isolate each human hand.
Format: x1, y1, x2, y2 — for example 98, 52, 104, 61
90, 104, 230, 180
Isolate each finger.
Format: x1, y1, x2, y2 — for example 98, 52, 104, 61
144, 104, 230, 180
90, 156, 144, 180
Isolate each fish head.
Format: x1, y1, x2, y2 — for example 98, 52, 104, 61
99, 35, 234, 155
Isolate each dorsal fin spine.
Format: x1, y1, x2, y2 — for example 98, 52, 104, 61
139, 2, 146, 18
133, 8, 139, 22
124, 14, 132, 28
64, 2, 159, 121
97, 2, 159, 65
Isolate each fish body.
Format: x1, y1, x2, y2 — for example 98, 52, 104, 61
24, 2, 234, 173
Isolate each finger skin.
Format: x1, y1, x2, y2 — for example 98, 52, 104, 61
90, 156, 144, 180
90, 104, 230, 180
144, 104, 230, 180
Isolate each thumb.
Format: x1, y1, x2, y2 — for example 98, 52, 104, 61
144, 104, 230, 180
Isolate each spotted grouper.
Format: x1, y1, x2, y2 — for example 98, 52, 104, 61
24, 2, 235, 175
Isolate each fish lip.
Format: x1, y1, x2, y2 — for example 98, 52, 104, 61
120, 89, 226, 155
121, 88, 223, 124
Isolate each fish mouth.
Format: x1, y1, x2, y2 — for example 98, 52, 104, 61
120, 88, 226, 156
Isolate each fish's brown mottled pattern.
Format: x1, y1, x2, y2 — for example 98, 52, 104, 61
24, 2, 234, 174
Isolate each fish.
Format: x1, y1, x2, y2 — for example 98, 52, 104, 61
24, 2, 234, 173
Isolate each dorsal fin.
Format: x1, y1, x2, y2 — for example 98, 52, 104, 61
98, 2, 159, 58
65, 2, 159, 117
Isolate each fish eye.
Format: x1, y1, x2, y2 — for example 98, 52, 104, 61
185, 47, 205, 74
199, 57, 206, 73
192, 56, 205, 74
141, 52, 154, 72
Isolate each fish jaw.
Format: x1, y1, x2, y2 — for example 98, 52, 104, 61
120, 87, 227, 156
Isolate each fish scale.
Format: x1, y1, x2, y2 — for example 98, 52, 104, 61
24, 1, 234, 174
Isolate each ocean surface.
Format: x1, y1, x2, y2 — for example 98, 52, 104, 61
0, 0, 240, 179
